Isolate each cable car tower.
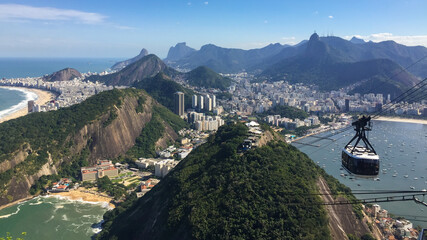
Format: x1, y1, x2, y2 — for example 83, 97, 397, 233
342, 116, 380, 176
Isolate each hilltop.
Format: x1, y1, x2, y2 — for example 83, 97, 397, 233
132, 73, 195, 111
165, 42, 196, 62
96, 123, 372, 240
0, 88, 187, 207
88, 54, 178, 86
43, 68, 82, 82
111, 48, 149, 71
184, 66, 232, 90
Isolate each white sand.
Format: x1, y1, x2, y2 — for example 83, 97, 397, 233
0, 87, 56, 124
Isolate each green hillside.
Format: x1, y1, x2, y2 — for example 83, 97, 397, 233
97, 123, 333, 240
185, 66, 232, 90
132, 73, 195, 111
0, 88, 187, 204
260, 105, 309, 120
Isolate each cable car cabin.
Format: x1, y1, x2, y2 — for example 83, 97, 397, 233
342, 116, 380, 176
342, 145, 379, 175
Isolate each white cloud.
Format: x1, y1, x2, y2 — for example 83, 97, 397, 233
281, 36, 297, 45
264, 20, 268, 24
344, 33, 427, 47
328, 15, 334, 19
0, 4, 106, 24
204, 2, 209, 5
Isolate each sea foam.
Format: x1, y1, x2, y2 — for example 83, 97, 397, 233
0, 87, 38, 119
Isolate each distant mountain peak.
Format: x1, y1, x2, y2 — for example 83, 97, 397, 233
165, 42, 196, 62
309, 33, 320, 41
350, 37, 366, 44
111, 48, 149, 71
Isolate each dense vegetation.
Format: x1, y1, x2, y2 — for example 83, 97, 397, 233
184, 66, 232, 90
132, 73, 195, 111
97, 123, 332, 240
260, 105, 309, 120
0, 89, 128, 196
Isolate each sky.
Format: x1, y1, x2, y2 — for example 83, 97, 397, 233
0, 0, 427, 58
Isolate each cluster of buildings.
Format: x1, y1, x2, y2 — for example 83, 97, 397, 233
220, 75, 427, 117
81, 160, 119, 181
191, 94, 217, 112
136, 157, 179, 178
265, 115, 320, 130
47, 178, 72, 193
0, 76, 118, 113
187, 112, 225, 131
241, 121, 263, 151
365, 204, 421, 239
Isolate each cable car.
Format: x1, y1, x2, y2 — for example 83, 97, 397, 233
342, 116, 379, 176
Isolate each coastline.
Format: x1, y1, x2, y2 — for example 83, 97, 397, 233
0, 87, 56, 124
50, 188, 115, 209
373, 116, 427, 125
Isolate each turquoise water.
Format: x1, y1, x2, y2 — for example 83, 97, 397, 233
295, 120, 427, 228
0, 196, 109, 240
0, 58, 120, 79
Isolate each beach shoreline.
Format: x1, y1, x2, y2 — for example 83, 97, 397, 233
50, 188, 115, 209
0, 86, 56, 124
373, 116, 427, 125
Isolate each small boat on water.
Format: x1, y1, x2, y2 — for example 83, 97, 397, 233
404, 175, 409, 178
410, 186, 415, 190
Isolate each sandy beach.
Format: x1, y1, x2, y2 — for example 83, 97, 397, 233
374, 116, 427, 125
0, 87, 56, 124
50, 188, 115, 209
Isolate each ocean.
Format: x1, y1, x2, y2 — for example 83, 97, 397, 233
295, 120, 427, 228
0, 58, 120, 79
0, 196, 109, 239
0, 87, 38, 119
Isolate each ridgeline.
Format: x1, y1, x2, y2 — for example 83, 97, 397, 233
97, 123, 342, 240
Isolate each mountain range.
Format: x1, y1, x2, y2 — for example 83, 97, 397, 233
165, 34, 427, 79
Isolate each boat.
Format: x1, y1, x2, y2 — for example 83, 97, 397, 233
404, 175, 409, 178
342, 116, 379, 176
410, 186, 415, 190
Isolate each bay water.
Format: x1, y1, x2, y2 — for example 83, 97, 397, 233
295, 120, 427, 228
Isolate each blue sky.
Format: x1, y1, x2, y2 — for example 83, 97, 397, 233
1, 0, 426, 58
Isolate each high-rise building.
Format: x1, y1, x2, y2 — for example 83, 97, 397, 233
174, 92, 185, 116
197, 95, 204, 111
212, 95, 216, 108
345, 99, 350, 112
192, 95, 198, 109
28, 100, 35, 113
204, 95, 212, 111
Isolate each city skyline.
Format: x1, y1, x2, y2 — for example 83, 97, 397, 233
1, 0, 427, 58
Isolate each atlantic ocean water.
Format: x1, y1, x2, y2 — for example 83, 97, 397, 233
0, 58, 120, 79
0, 58, 116, 239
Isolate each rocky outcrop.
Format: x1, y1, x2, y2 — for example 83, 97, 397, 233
111, 48, 149, 71
43, 68, 82, 82
0, 90, 183, 207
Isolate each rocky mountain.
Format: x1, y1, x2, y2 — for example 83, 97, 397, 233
43, 68, 82, 82
96, 123, 371, 240
111, 48, 149, 71
167, 35, 427, 79
88, 54, 178, 86
260, 33, 420, 97
165, 42, 196, 62
167, 43, 289, 73
184, 66, 232, 90
0, 88, 187, 207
